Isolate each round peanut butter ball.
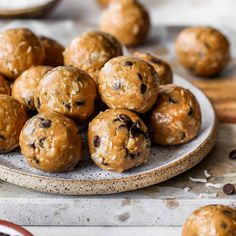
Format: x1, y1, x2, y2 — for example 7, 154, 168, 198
88, 109, 151, 172
182, 205, 236, 236
98, 56, 159, 114
147, 85, 201, 145
63, 31, 123, 83
0, 74, 10, 95
20, 112, 83, 173
0, 95, 27, 153
100, 0, 150, 46
134, 52, 173, 85
176, 26, 230, 77
0, 28, 45, 80
40, 36, 64, 67
12, 66, 52, 111
34, 66, 97, 124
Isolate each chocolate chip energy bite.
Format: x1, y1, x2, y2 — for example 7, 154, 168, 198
64, 31, 123, 83
40, 36, 64, 67
182, 205, 236, 236
147, 85, 201, 145
0, 74, 10, 95
100, 0, 150, 46
0, 95, 27, 153
20, 112, 83, 173
98, 56, 159, 114
0, 28, 45, 80
134, 52, 173, 85
12, 66, 52, 111
34, 66, 97, 124
176, 26, 230, 77
88, 109, 151, 172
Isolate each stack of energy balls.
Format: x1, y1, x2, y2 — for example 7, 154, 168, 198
0, 0, 230, 174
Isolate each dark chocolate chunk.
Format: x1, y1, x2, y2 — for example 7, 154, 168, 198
229, 149, 236, 160
63, 102, 71, 110
118, 114, 132, 128
223, 184, 235, 195
0, 135, 6, 141
151, 57, 162, 64
113, 81, 121, 90
36, 97, 41, 109
35, 158, 40, 164
124, 61, 133, 66
39, 118, 52, 129
117, 124, 127, 130
29, 142, 36, 149
39, 137, 46, 148
188, 106, 194, 116
74, 100, 85, 107
137, 73, 143, 81
180, 131, 186, 140
140, 84, 147, 94
130, 124, 142, 138
129, 153, 136, 160
94, 135, 101, 148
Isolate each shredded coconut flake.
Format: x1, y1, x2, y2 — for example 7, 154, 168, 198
206, 183, 224, 189
184, 187, 191, 192
204, 170, 211, 178
199, 193, 218, 198
189, 177, 207, 183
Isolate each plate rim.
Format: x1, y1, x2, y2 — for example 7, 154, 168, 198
0, 74, 218, 195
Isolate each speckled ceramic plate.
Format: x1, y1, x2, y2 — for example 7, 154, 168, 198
0, 75, 218, 195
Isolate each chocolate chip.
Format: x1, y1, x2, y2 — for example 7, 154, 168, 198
0, 135, 6, 141
140, 84, 147, 94
124, 61, 133, 66
188, 106, 193, 116
35, 158, 40, 164
113, 81, 121, 90
223, 184, 235, 195
29, 142, 36, 149
74, 100, 85, 107
229, 149, 236, 160
129, 153, 136, 160
63, 102, 71, 110
118, 114, 132, 128
39, 137, 46, 148
130, 123, 142, 138
137, 73, 143, 81
220, 222, 228, 229
168, 97, 178, 104
151, 57, 162, 64
94, 135, 101, 148
36, 97, 41, 109
102, 160, 109, 166
39, 118, 52, 129
180, 131, 186, 140
223, 210, 234, 218
117, 124, 127, 130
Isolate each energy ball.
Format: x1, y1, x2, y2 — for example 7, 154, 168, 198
147, 85, 201, 145
34, 66, 97, 124
63, 31, 123, 83
100, 0, 150, 46
12, 66, 52, 111
182, 205, 236, 236
40, 36, 64, 67
20, 112, 83, 173
134, 52, 173, 85
0, 95, 27, 153
88, 109, 151, 172
0, 74, 10, 95
98, 56, 159, 114
0, 28, 45, 80
176, 26, 230, 77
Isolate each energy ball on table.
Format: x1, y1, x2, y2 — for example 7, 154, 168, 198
20, 112, 83, 173
176, 26, 230, 77
0, 74, 10, 95
182, 205, 236, 236
40, 36, 64, 67
98, 56, 159, 114
100, 0, 150, 46
34, 66, 97, 124
0, 95, 27, 153
12, 66, 52, 111
134, 52, 173, 85
63, 31, 123, 83
0, 28, 45, 80
88, 109, 151, 172
147, 85, 201, 145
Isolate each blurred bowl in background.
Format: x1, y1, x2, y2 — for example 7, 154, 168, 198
0, 0, 61, 18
